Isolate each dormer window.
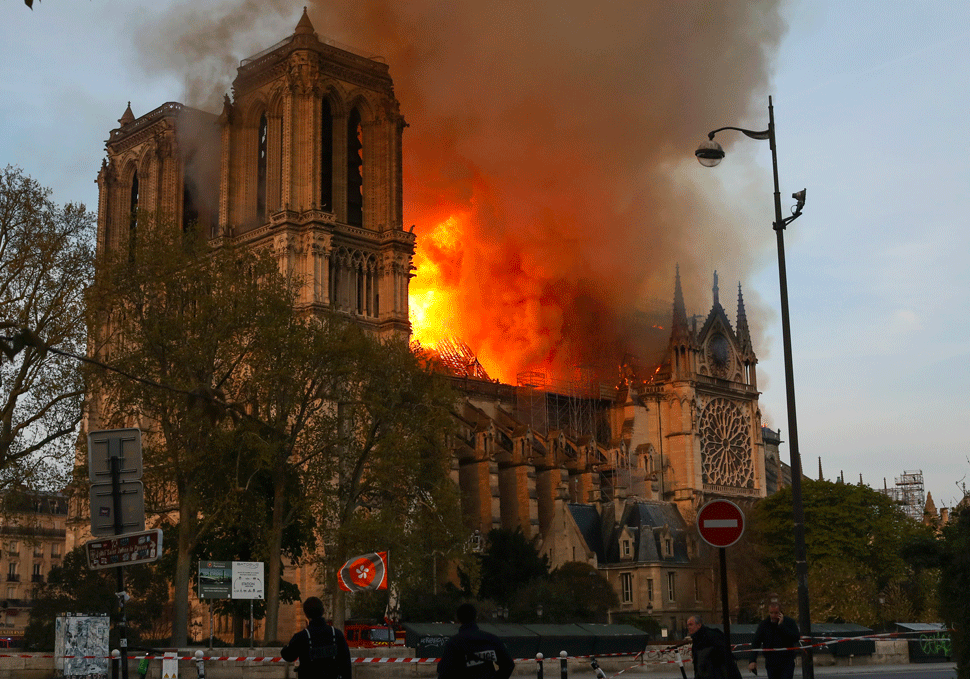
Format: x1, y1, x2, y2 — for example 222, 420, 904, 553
619, 528, 635, 560
665, 538, 673, 557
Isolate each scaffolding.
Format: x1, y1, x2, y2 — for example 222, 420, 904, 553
514, 367, 609, 444
878, 470, 925, 522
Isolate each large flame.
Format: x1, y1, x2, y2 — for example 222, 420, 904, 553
409, 214, 467, 350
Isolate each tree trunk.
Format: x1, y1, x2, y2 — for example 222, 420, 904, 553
333, 587, 346, 629
263, 459, 286, 643
233, 613, 244, 645
172, 502, 195, 646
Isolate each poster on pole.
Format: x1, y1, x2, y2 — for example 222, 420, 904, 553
55, 613, 109, 678
231, 561, 264, 599
198, 560, 233, 599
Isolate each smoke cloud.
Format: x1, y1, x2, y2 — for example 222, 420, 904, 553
134, 1, 788, 386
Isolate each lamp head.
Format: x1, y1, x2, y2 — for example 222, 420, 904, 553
792, 188, 806, 211
695, 139, 724, 167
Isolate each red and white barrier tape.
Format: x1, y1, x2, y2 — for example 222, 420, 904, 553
11, 632, 949, 665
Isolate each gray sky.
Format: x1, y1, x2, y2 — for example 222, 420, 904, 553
1, 1, 967, 507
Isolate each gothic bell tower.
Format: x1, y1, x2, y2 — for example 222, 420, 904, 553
96, 10, 414, 337
655, 270, 767, 513
220, 8, 414, 336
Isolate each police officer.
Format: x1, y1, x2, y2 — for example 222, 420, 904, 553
437, 603, 515, 679
281, 597, 353, 679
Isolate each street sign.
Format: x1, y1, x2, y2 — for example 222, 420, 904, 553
697, 499, 745, 548
199, 561, 233, 599
231, 561, 265, 600
89, 481, 145, 537
88, 428, 143, 483
85, 529, 162, 570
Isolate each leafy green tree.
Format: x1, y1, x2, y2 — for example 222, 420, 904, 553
85, 222, 298, 646
512, 561, 617, 623
477, 528, 549, 607
749, 479, 928, 625
939, 506, 970, 678
314, 333, 464, 627
0, 166, 93, 491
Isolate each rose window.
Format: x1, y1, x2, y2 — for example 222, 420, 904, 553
699, 398, 753, 488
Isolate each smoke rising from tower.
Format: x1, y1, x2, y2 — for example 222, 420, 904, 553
135, 1, 787, 384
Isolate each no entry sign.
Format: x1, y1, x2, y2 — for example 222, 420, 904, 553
697, 499, 745, 548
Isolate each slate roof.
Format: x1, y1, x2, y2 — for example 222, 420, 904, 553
569, 500, 693, 566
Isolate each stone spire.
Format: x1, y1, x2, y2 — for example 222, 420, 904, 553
670, 265, 690, 344
736, 283, 753, 353
924, 491, 938, 525
295, 6, 315, 35
712, 270, 721, 308
118, 101, 135, 127
818, 457, 823, 481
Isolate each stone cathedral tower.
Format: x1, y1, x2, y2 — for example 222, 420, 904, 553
94, 9, 414, 335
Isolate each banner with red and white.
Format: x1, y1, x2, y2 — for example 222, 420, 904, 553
338, 552, 388, 592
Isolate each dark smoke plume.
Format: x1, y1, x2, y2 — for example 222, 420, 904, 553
133, 0, 788, 385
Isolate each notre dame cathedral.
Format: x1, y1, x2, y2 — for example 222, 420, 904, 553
84, 10, 788, 640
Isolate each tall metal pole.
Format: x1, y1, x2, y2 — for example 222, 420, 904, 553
767, 96, 814, 679
110, 453, 130, 679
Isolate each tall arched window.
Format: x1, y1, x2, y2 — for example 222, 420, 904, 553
257, 113, 268, 222
347, 108, 363, 226
321, 99, 333, 210
182, 175, 198, 233
128, 171, 139, 260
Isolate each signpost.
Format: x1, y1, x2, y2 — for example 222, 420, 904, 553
86, 529, 162, 570
88, 481, 145, 537
697, 499, 745, 548
199, 561, 233, 599
697, 500, 746, 646
197, 561, 265, 648
86, 428, 148, 679
232, 562, 264, 647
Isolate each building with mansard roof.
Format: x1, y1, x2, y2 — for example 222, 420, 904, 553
80, 10, 784, 640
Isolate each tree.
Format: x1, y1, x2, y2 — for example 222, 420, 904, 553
311, 332, 465, 627
514, 561, 617, 623
939, 505, 970, 678
84, 221, 298, 646
749, 479, 931, 625
223, 312, 349, 642
0, 166, 93, 492
477, 527, 550, 607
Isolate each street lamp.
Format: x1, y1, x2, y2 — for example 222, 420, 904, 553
695, 96, 814, 679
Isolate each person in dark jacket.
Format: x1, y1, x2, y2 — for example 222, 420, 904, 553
281, 597, 353, 679
437, 603, 515, 679
686, 615, 742, 679
748, 604, 800, 679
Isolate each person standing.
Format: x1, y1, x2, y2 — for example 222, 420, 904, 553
281, 596, 353, 679
748, 604, 800, 679
437, 603, 515, 679
686, 615, 742, 679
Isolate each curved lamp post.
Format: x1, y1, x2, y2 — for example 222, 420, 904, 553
695, 96, 814, 679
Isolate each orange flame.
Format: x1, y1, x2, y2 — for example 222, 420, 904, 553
409, 214, 467, 349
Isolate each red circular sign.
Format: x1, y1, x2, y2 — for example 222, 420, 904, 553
697, 499, 745, 548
